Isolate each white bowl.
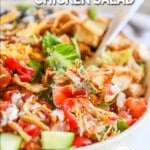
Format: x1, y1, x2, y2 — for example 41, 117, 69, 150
1, 2, 150, 149
76, 59, 150, 150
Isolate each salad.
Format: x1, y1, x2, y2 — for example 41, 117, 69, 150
0, 5, 148, 150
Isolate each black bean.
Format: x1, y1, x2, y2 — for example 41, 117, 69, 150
18, 10, 26, 19
0, 9, 9, 16
45, 8, 53, 14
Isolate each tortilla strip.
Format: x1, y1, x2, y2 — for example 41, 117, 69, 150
9, 121, 31, 142
12, 74, 44, 93
0, 9, 18, 24
20, 115, 50, 130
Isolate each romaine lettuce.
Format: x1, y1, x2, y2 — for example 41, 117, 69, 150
42, 31, 60, 56
100, 48, 133, 65
42, 32, 80, 70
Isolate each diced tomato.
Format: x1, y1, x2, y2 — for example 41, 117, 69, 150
2, 125, 14, 132
118, 98, 147, 125
4, 58, 21, 71
61, 85, 73, 97
24, 125, 40, 137
73, 136, 92, 147
125, 98, 147, 119
53, 91, 68, 107
4, 58, 35, 82
18, 120, 40, 137
53, 85, 73, 107
17, 66, 35, 77
0, 101, 10, 120
53, 85, 88, 107
109, 116, 118, 122
18, 120, 27, 128
62, 98, 78, 129
72, 88, 88, 97
18, 73, 31, 82
0, 65, 11, 89
17, 66, 35, 82
118, 110, 133, 126
0, 101, 10, 111
3, 90, 19, 101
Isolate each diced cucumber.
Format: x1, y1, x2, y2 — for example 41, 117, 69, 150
41, 131, 75, 150
0, 133, 22, 150
117, 118, 129, 131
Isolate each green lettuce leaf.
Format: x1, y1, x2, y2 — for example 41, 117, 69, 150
39, 86, 56, 110
100, 49, 133, 65
71, 37, 81, 59
42, 32, 60, 56
46, 43, 80, 70
42, 32, 80, 70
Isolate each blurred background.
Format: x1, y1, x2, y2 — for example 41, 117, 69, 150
139, 0, 150, 14
1, 0, 150, 48
1, 0, 150, 14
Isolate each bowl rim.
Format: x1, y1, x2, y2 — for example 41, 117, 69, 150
75, 57, 150, 150
75, 105, 150, 150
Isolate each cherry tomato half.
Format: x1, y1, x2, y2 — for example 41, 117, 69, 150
73, 136, 92, 147
4, 58, 21, 71
53, 85, 73, 107
62, 98, 78, 129
24, 125, 40, 137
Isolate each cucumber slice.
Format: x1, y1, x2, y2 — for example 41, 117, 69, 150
0, 133, 22, 150
41, 131, 75, 150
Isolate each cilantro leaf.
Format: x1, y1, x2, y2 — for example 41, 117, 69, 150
42, 31, 60, 56
28, 59, 43, 82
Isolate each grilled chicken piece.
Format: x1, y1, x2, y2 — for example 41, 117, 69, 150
88, 67, 114, 90
108, 34, 132, 51
113, 64, 144, 92
75, 20, 107, 47
126, 83, 145, 97
78, 42, 94, 61
113, 74, 132, 92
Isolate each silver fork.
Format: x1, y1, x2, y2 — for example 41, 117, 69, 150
86, 0, 144, 66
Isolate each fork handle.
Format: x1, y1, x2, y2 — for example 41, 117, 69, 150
88, 0, 143, 66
